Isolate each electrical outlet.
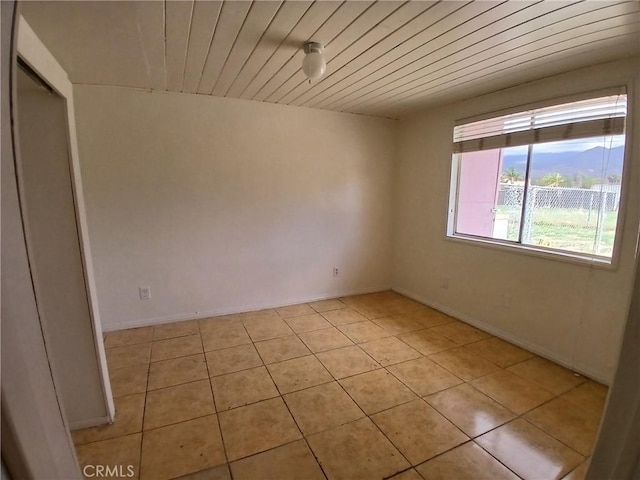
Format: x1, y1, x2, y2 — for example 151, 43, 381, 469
440, 277, 449, 289
333, 267, 339, 277
139, 286, 151, 300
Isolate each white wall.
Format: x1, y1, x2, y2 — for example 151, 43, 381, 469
73, 86, 396, 330
392, 57, 640, 384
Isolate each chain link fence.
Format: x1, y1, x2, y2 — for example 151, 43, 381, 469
495, 184, 620, 256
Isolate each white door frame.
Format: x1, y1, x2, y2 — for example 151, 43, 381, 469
15, 15, 114, 424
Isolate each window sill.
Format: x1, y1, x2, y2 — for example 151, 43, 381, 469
445, 233, 616, 270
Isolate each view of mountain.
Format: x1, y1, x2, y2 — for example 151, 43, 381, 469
502, 146, 625, 182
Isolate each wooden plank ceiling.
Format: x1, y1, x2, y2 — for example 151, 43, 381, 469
20, 1, 640, 119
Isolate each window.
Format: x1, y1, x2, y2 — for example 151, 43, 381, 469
448, 91, 628, 264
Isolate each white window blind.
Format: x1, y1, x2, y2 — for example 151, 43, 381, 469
453, 93, 627, 154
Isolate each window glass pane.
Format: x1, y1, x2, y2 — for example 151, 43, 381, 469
455, 147, 524, 241
522, 135, 624, 257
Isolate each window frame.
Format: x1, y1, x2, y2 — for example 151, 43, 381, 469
445, 87, 634, 269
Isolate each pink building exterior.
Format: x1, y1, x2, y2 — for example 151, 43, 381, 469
456, 149, 503, 238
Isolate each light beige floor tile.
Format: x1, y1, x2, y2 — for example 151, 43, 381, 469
240, 309, 280, 323
76, 433, 141, 480
338, 321, 391, 343
471, 370, 555, 415
429, 347, 500, 381
508, 357, 585, 394
477, 419, 584, 480
354, 303, 394, 320
321, 308, 368, 326
106, 343, 151, 370
524, 397, 602, 455
562, 459, 590, 480
465, 336, 534, 368
387, 357, 462, 396
384, 296, 423, 314
360, 336, 422, 366
144, 379, 215, 430
406, 308, 456, 328
147, 354, 208, 390
110, 364, 148, 398
211, 366, 278, 411
198, 316, 243, 333
388, 469, 423, 480
175, 464, 231, 480
284, 382, 365, 435
372, 399, 468, 465
316, 345, 380, 379
230, 440, 324, 480
266, 355, 333, 394
340, 369, 417, 415
72, 394, 145, 445
276, 303, 315, 318
309, 298, 347, 313
151, 334, 203, 362
201, 324, 252, 352
429, 322, 491, 345
307, 417, 410, 480
284, 313, 332, 333
243, 317, 294, 342
254, 335, 311, 364
205, 344, 263, 376
299, 327, 354, 353
425, 383, 516, 437
218, 397, 302, 461
104, 326, 154, 348
153, 320, 199, 341
140, 415, 226, 480
416, 442, 520, 480
561, 381, 608, 418
373, 315, 424, 335
398, 329, 457, 355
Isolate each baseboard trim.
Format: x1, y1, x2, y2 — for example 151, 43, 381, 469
103, 285, 391, 332
69, 415, 111, 431
392, 286, 610, 385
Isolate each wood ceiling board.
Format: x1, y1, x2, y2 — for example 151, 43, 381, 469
380, 37, 640, 119
239, 0, 343, 100
251, 1, 376, 102
345, 10, 639, 114
165, 1, 195, 92
358, 28, 639, 118
321, 0, 580, 111
181, 0, 223, 93
134, 1, 166, 91
197, 0, 253, 94
331, 0, 622, 112
20, 1, 150, 88
276, 0, 437, 105
212, 1, 283, 96
310, 0, 535, 110
291, 0, 469, 108
225, 1, 312, 98
295, 2, 500, 106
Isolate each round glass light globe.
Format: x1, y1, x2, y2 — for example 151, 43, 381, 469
302, 51, 326, 80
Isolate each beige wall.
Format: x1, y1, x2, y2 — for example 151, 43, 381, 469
392, 57, 640, 384
73, 86, 396, 330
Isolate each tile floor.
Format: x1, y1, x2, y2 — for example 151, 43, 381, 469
74, 291, 607, 480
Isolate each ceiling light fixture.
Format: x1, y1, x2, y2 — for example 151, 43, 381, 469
302, 42, 326, 83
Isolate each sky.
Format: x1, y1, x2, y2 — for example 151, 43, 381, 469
504, 135, 625, 156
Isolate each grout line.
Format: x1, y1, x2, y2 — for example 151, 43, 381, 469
197, 319, 232, 470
